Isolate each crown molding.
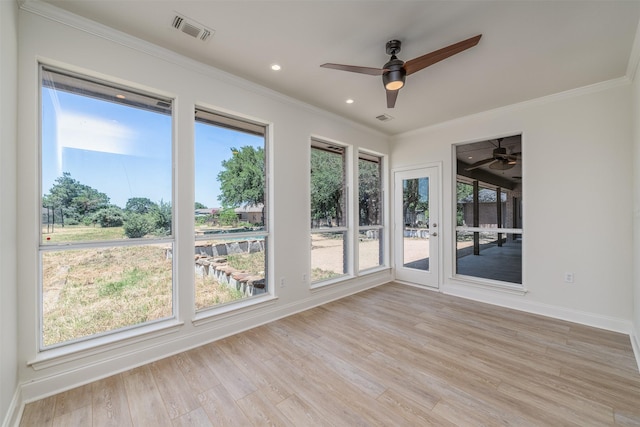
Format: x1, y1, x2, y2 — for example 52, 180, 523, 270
626, 17, 640, 82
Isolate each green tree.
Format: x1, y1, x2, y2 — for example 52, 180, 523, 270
217, 146, 264, 208
219, 207, 238, 226
125, 197, 157, 214
194, 202, 207, 210
358, 159, 380, 226
456, 181, 473, 226
403, 178, 429, 227
311, 149, 344, 226
43, 172, 110, 226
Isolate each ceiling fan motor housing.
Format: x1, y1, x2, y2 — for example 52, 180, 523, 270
493, 146, 508, 158
383, 56, 406, 90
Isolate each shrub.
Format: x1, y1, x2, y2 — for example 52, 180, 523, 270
150, 200, 171, 236
93, 206, 125, 227
219, 207, 238, 226
123, 213, 152, 238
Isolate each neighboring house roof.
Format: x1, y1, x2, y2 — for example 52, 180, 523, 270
195, 208, 219, 216
234, 204, 264, 214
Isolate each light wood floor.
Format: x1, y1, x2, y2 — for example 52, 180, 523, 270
20, 282, 640, 426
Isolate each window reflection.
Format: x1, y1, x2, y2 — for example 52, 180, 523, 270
455, 136, 523, 285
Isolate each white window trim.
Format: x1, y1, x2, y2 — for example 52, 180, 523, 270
38, 64, 178, 353
452, 138, 524, 292
356, 149, 386, 274
192, 106, 273, 318
309, 138, 353, 287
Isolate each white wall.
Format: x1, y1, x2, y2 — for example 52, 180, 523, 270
392, 81, 634, 332
16, 6, 391, 402
1, 0, 20, 425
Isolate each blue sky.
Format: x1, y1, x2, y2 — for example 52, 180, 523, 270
42, 87, 262, 209
195, 122, 262, 208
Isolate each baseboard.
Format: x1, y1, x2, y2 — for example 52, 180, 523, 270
19, 271, 392, 405
441, 282, 632, 334
632, 325, 640, 373
2, 387, 22, 427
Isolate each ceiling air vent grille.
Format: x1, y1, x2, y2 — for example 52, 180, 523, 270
171, 14, 214, 42
375, 114, 394, 122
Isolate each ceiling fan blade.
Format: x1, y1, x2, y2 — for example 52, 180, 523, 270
490, 160, 515, 171
465, 157, 495, 171
320, 63, 386, 76
386, 89, 399, 108
404, 34, 482, 76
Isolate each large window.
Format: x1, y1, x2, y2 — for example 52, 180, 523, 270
310, 140, 348, 283
455, 136, 523, 285
40, 66, 174, 348
194, 108, 268, 311
358, 152, 384, 271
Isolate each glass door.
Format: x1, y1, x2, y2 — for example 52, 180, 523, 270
394, 167, 439, 288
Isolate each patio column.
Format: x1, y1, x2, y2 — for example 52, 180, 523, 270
496, 187, 502, 247
473, 180, 479, 255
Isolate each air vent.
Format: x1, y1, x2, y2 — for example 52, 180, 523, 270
171, 14, 214, 42
375, 114, 394, 122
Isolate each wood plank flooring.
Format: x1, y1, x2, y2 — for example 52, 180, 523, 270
20, 282, 640, 426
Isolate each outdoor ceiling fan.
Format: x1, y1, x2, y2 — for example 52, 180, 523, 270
465, 139, 521, 171
320, 34, 482, 108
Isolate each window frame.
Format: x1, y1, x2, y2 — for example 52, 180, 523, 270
357, 150, 385, 272
193, 106, 272, 316
37, 64, 177, 351
309, 138, 352, 286
453, 137, 524, 291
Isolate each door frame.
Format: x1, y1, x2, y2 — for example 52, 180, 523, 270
393, 162, 442, 289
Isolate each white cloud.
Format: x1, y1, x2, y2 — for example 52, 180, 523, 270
57, 112, 135, 155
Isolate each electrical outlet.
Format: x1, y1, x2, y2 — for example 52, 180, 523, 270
564, 272, 574, 283
280, 277, 285, 288
302, 274, 307, 283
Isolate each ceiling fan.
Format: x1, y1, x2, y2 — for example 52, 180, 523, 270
465, 139, 521, 171
320, 34, 482, 108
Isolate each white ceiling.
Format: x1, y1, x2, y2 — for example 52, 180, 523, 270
41, 0, 640, 136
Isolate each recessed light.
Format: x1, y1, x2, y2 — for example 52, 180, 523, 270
468, 156, 473, 159
346, 99, 354, 104
271, 64, 281, 71
116, 94, 126, 99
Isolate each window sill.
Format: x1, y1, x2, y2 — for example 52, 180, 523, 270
358, 266, 389, 275
29, 318, 184, 371
310, 274, 354, 291
192, 294, 278, 326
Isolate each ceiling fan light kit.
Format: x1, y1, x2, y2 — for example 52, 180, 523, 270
320, 34, 482, 108
382, 59, 406, 90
